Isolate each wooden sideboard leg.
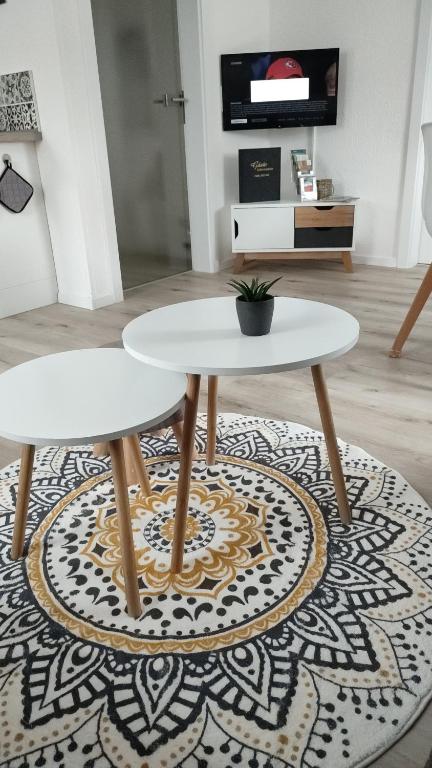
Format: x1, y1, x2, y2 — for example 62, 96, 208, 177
233, 254, 245, 273
341, 251, 353, 273
311, 365, 352, 525
11, 444, 35, 559
389, 262, 432, 357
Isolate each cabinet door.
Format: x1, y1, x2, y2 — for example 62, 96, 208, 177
232, 206, 294, 251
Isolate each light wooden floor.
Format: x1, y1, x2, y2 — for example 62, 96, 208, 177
0, 261, 431, 768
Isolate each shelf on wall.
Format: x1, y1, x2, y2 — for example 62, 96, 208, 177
0, 130, 42, 143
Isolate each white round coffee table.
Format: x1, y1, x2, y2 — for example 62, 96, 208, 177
123, 297, 359, 569
0, 348, 186, 618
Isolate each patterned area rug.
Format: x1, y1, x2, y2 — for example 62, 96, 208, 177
1, 413, 432, 768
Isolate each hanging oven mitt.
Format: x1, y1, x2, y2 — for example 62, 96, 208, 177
0, 158, 33, 213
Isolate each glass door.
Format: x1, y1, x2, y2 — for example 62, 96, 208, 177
91, 0, 191, 288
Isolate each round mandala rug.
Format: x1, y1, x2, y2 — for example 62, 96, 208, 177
0, 413, 432, 768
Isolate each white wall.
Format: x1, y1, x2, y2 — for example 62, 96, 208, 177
0, 0, 60, 317
177, 0, 213, 272
416, 7, 432, 265
51, 0, 123, 308
199, 0, 273, 271
0, 0, 123, 315
0, 0, 422, 308
198, 0, 420, 269
398, 0, 432, 267
270, 0, 420, 268
0, 141, 57, 319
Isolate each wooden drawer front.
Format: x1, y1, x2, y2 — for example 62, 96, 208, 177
294, 226, 353, 249
295, 205, 354, 229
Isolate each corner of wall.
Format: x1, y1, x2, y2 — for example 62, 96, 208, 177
49, 0, 124, 309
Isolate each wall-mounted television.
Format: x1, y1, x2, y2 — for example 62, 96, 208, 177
221, 48, 339, 131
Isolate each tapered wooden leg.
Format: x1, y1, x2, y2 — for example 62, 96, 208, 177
341, 251, 353, 273
311, 365, 351, 525
172, 419, 198, 459
170, 374, 201, 573
108, 438, 141, 618
11, 444, 35, 559
233, 254, 245, 273
94, 442, 109, 457
124, 434, 151, 496
172, 421, 183, 450
123, 437, 137, 486
207, 375, 218, 465
389, 262, 432, 357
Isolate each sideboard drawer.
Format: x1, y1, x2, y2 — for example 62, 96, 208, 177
294, 226, 353, 249
295, 205, 354, 229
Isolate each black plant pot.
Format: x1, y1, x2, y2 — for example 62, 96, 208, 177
236, 295, 275, 336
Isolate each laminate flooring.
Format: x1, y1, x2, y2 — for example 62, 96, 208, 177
0, 261, 431, 767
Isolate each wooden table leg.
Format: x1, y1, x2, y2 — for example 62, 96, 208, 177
123, 436, 137, 486
172, 418, 199, 459
94, 442, 109, 457
108, 438, 141, 618
311, 365, 351, 525
207, 375, 218, 465
389, 262, 432, 357
11, 444, 35, 560
172, 420, 183, 450
124, 434, 151, 496
341, 251, 353, 273
170, 374, 201, 574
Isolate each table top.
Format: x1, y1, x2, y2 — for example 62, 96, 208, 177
0, 349, 186, 446
123, 297, 359, 376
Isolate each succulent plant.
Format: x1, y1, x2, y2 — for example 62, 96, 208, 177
227, 276, 281, 302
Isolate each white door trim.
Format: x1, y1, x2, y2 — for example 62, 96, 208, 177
83, 0, 213, 294
176, 0, 214, 273
397, 0, 432, 268
52, 0, 124, 308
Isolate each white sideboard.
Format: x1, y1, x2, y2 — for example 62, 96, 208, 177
231, 199, 358, 273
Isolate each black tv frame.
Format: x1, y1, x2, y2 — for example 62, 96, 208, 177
221, 48, 339, 131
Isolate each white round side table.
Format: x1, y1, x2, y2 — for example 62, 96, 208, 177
123, 297, 359, 571
0, 348, 186, 618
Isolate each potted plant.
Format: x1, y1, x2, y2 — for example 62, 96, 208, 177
228, 276, 281, 336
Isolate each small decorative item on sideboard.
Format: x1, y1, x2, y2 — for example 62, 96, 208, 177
228, 276, 282, 336
317, 178, 334, 200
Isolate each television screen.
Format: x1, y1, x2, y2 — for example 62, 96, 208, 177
221, 48, 339, 131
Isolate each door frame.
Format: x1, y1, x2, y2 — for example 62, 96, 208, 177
177, 0, 214, 273
87, 0, 214, 291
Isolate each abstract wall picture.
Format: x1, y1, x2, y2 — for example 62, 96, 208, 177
0, 70, 40, 131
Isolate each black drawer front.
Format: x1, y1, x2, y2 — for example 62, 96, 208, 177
294, 226, 353, 249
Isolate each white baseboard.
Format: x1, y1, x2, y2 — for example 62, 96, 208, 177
219, 253, 397, 271
0, 277, 58, 319
352, 254, 396, 268
58, 290, 123, 310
